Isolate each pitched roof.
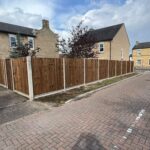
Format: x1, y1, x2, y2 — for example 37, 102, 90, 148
132, 42, 150, 50
0, 22, 35, 37
88, 23, 123, 42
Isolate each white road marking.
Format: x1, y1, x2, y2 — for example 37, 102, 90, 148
127, 128, 132, 133
111, 109, 145, 150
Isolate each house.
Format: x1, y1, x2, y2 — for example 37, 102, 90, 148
132, 42, 150, 67
0, 19, 59, 58
89, 23, 130, 60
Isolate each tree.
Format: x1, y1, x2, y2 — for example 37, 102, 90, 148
57, 21, 96, 58
10, 34, 40, 58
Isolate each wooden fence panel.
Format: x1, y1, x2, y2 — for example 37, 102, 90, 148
127, 61, 130, 73
122, 61, 126, 74
65, 59, 84, 88
116, 61, 121, 76
109, 60, 116, 77
12, 57, 29, 94
131, 61, 134, 72
0, 59, 5, 85
32, 58, 64, 95
99, 60, 108, 80
85, 59, 98, 83
6, 59, 13, 90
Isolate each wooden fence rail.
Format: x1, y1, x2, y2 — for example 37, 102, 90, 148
0, 57, 134, 100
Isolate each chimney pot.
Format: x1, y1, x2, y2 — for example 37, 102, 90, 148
136, 41, 139, 45
42, 19, 49, 28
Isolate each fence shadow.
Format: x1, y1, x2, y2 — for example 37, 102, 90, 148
0, 87, 27, 109
72, 132, 106, 150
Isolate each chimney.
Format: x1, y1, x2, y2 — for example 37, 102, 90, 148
136, 41, 139, 45
42, 19, 49, 29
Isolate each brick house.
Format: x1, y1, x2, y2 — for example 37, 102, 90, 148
0, 19, 58, 58
89, 23, 130, 60
132, 42, 150, 67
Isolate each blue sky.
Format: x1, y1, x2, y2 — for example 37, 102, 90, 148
0, 0, 150, 53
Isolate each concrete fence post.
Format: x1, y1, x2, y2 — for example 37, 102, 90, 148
63, 58, 66, 91
27, 56, 34, 100
108, 60, 110, 78
84, 58, 86, 85
97, 59, 99, 80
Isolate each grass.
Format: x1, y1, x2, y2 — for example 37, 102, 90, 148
35, 73, 138, 106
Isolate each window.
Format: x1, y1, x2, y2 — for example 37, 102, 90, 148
99, 43, 104, 53
136, 59, 141, 65
9, 34, 17, 48
28, 37, 34, 49
137, 49, 141, 56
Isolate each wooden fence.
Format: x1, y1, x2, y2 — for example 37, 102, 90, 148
0, 57, 134, 100
0, 59, 6, 85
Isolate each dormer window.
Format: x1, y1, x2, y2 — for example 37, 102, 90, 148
99, 42, 104, 53
28, 37, 34, 49
9, 34, 17, 48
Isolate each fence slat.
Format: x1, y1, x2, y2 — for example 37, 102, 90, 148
109, 60, 116, 77
99, 60, 108, 80
65, 58, 84, 88
5, 59, 13, 90
122, 61, 127, 74
0, 59, 5, 85
131, 61, 134, 72
116, 61, 121, 76
85, 59, 98, 83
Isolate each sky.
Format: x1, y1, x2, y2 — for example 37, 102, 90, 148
0, 0, 150, 53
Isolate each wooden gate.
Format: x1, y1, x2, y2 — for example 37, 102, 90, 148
5, 59, 13, 90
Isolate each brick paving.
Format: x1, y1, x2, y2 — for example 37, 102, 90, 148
0, 72, 150, 150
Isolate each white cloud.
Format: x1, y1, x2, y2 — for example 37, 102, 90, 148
58, 0, 150, 50
0, 8, 42, 28
0, 0, 56, 28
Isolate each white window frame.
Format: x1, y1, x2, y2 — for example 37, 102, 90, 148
136, 59, 141, 65
28, 37, 34, 50
137, 49, 141, 56
9, 34, 17, 48
99, 42, 104, 53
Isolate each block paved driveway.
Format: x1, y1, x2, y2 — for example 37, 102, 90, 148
0, 72, 150, 150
